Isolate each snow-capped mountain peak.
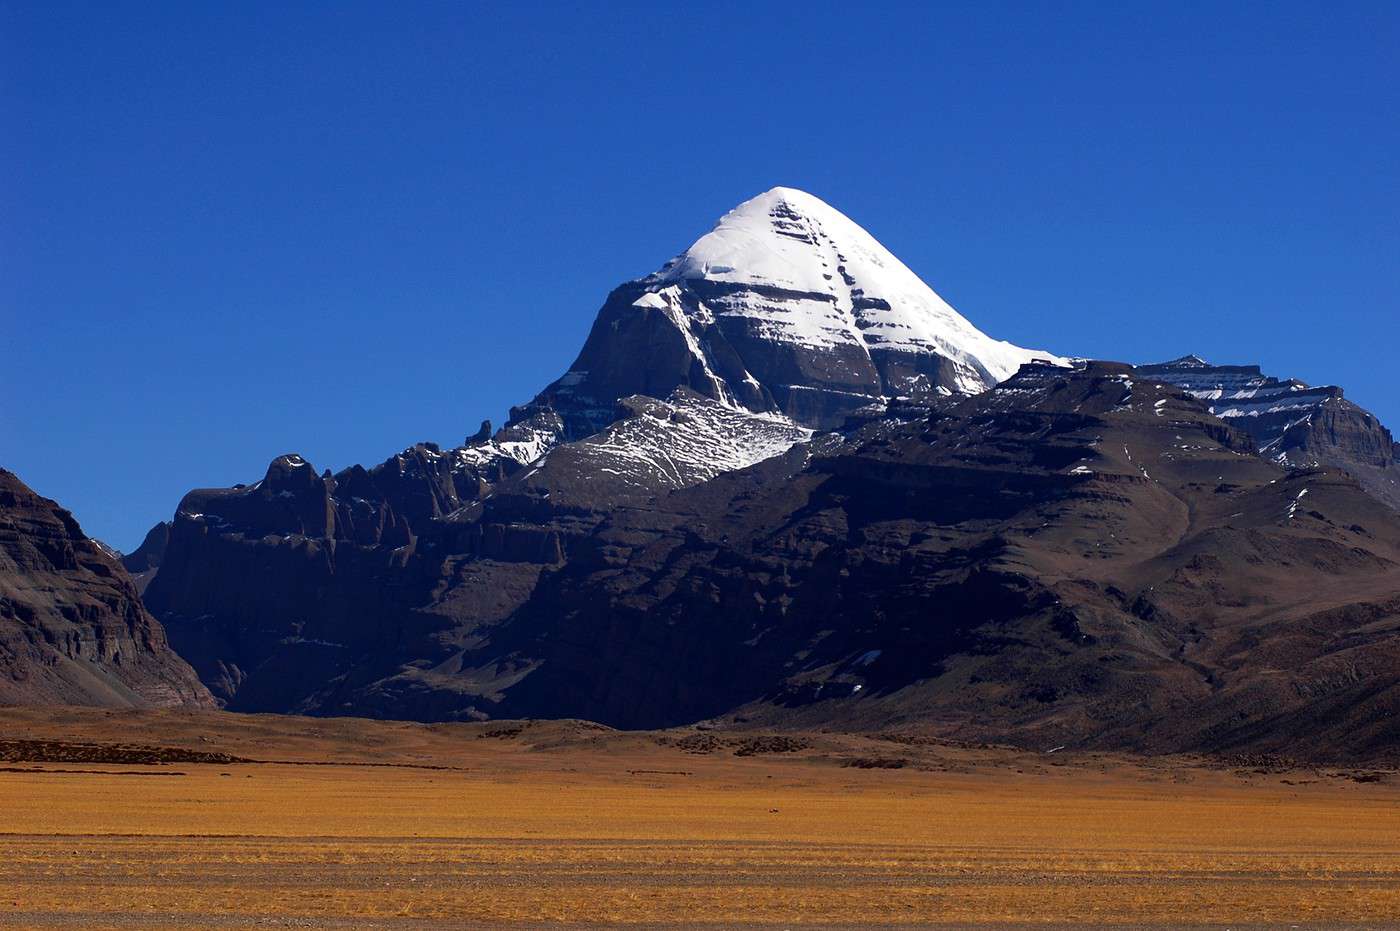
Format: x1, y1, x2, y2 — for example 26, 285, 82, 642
522, 186, 1064, 436
655, 186, 1064, 389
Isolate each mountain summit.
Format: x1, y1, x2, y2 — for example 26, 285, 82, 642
658, 187, 1058, 387
522, 187, 1063, 435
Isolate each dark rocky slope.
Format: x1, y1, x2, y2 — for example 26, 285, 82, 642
465, 363, 1400, 761
0, 470, 213, 708
145, 364, 1400, 760
142, 393, 807, 712
1142, 355, 1400, 510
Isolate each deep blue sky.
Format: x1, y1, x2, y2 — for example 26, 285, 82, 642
3, 1, 1397, 549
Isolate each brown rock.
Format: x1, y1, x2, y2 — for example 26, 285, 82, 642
0, 469, 213, 708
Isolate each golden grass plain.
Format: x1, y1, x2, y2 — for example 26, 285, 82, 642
1, 710, 1398, 929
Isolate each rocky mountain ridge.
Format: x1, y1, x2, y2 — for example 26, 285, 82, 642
140, 361, 1400, 760
1141, 355, 1400, 509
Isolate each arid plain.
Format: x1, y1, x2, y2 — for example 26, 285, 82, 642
1, 709, 1399, 929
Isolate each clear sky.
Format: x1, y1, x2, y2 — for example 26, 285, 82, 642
3, 1, 1397, 549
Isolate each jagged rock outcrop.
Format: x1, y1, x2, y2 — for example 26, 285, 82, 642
0, 469, 212, 708
142, 426, 556, 707
1141, 355, 1400, 509
143, 391, 815, 712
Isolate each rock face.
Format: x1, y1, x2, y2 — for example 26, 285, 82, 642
1141, 356, 1400, 509
148, 363, 1400, 760
142, 392, 815, 712
0, 470, 213, 708
498, 363, 1400, 761
143, 436, 546, 707
519, 187, 1063, 436
140, 189, 1400, 761
120, 520, 169, 594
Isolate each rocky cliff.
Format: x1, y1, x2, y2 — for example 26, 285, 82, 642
0, 469, 213, 708
1141, 355, 1400, 509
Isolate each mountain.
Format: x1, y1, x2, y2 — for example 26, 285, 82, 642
1140, 356, 1400, 510
0, 469, 213, 708
518, 187, 1063, 435
485, 362, 1400, 759
143, 187, 1060, 713
135, 188, 1400, 761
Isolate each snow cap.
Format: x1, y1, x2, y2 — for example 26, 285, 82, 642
655, 187, 1064, 388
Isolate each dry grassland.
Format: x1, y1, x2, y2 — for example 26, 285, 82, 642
0, 710, 1398, 928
